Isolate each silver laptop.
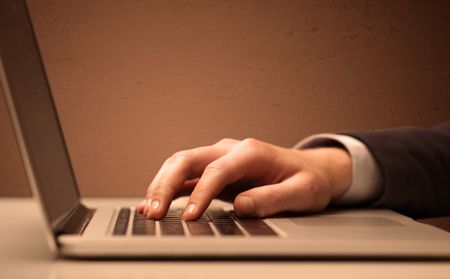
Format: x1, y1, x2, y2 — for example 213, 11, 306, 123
2, 0, 450, 259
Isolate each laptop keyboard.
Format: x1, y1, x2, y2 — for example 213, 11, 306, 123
112, 208, 131, 235
112, 208, 277, 237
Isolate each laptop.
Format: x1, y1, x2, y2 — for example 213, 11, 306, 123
1, 0, 450, 259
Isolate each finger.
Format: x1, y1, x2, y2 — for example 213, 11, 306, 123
233, 174, 330, 218
147, 139, 238, 219
145, 138, 238, 200
183, 139, 276, 220
136, 199, 146, 214
142, 198, 153, 215
173, 178, 199, 199
140, 179, 198, 215
145, 147, 216, 218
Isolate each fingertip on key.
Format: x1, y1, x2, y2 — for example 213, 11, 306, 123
146, 199, 162, 219
182, 203, 197, 220
143, 199, 152, 216
136, 199, 146, 213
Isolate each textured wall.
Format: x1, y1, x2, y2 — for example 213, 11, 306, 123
1, 0, 449, 197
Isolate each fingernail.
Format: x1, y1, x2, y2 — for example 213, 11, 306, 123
238, 196, 255, 215
143, 199, 152, 215
146, 199, 159, 218
151, 199, 160, 211
183, 203, 196, 220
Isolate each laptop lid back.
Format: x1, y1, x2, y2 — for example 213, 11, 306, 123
0, 0, 80, 250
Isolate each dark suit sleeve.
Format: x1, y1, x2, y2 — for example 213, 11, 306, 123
344, 122, 450, 218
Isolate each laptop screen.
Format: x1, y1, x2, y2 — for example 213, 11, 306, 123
0, 0, 79, 231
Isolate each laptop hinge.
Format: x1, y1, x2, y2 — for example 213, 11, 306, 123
56, 203, 96, 235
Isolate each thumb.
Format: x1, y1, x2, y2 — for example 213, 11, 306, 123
233, 175, 329, 217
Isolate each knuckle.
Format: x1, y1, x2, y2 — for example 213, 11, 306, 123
215, 138, 236, 145
239, 138, 271, 156
236, 138, 275, 166
190, 186, 211, 201
240, 138, 261, 148
171, 150, 189, 161
204, 161, 226, 175
152, 186, 172, 200
303, 178, 319, 196
151, 187, 166, 198
167, 151, 191, 166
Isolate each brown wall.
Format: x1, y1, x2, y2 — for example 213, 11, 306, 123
1, 0, 449, 197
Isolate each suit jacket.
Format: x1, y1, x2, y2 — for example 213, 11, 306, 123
345, 122, 450, 218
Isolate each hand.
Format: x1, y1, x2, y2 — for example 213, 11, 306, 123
136, 138, 352, 220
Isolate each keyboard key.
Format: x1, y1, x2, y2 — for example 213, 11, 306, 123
160, 209, 185, 236
208, 211, 243, 236
113, 208, 130, 235
235, 217, 277, 236
132, 212, 156, 235
186, 215, 214, 236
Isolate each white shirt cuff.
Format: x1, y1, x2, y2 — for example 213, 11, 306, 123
293, 134, 382, 205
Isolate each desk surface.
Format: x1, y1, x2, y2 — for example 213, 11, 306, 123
1, 198, 449, 279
